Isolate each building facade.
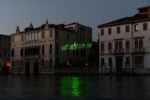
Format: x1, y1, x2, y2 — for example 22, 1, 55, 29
98, 6, 150, 74
0, 34, 10, 71
11, 21, 92, 74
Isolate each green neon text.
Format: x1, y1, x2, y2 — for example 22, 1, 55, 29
61, 42, 92, 51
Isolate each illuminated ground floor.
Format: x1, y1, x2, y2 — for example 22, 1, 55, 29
11, 57, 97, 75
99, 53, 150, 74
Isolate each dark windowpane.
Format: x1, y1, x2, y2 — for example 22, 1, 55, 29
117, 27, 120, 33
101, 29, 104, 36
108, 28, 112, 35
143, 23, 148, 31
42, 45, 44, 54
125, 25, 130, 32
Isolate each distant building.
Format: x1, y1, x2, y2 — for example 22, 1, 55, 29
0, 35, 10, 71
11, 21, 92, 74
98, 6, 150, 74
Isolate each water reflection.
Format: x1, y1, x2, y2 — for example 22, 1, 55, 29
60, 76, 82, 96
0, 75, 149, 99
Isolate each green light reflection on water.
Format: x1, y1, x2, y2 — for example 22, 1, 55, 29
60, 76, 82, 97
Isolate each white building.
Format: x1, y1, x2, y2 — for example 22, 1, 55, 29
98, 6, 150, 74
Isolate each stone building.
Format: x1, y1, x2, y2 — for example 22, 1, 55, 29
11, 21, 92, 74
98, 6, 150, 74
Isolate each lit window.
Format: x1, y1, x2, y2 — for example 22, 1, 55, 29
134, 24, 139, 32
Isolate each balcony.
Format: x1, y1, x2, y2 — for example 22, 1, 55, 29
125, 49, 130, 53
108, 50, 113, 54
100, 50, 105, 54
133, 48, 145, 53
113, 49, 124, 54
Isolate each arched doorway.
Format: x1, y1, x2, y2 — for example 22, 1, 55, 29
25, 62, 30, 75
34, 61, 39, 75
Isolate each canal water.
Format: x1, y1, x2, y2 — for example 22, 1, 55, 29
0, 74, 150, 100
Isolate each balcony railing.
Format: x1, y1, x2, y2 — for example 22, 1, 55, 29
114, 49, 124, 54
133, 48, 145, 53
108, 50, 113, 54
100, 50, 105, 54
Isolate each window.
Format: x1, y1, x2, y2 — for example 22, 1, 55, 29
134, 56, 144, 68
108, 42, 112, 51
55, 30, 58, 39
101, 43, 104, 53
101, 29, 104, 36
117, 27, 120, 33
126, 41, 130, 50
139, 39, 143, 48
20, 48, 23, 56
108, 57, 113, 68
135, 40, 138, 48
108, 28, 112, 35
50, 44, 52, 54
76, 50, 79, 56
56, 44, 59, 55
134, 24, 139, 31
125, 25, 130, 32
50, 59, 52, 65
143, 23, 148, 31
115, 42, 118, 49
101, 58, 105, 67
42, 31, 45, 39
42, 45, 45, 54
125, 57, 130, 67
41, 59, 44, 66
119, 41, 122, 49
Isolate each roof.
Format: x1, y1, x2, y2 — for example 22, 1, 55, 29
98, 6, 150, 28
138, 6, 150, 10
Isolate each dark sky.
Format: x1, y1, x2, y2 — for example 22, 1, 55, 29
0, 0, 149, 41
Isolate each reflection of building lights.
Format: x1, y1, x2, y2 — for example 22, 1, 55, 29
60, 76, 82, 97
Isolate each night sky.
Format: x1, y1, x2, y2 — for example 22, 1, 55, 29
0, 0, 149, 41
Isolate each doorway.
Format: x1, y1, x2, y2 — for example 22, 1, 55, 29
115, 56, 123, 74
34, 61, 39, 75
25, 62, 30, 75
